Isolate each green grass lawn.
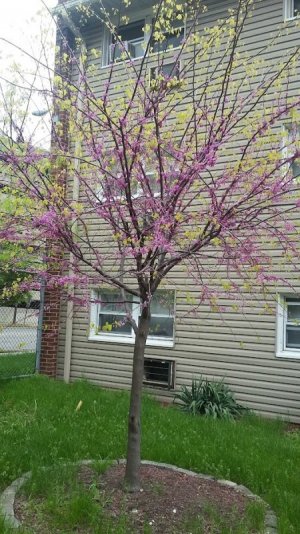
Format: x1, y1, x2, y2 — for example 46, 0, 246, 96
0, 376, 299, 533
0, 352, 36, 379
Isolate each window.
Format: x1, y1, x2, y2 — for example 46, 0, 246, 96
90, 289, 175, 346
289, 127, 300, 180
109, 20, 145, 63
150, 61, 182, 89
97, 290, 132, 335
283, 125, 300, 181
148, 290, 174, 338
103, 14, 184, 67
276, 295, 300, 358
98, 170, 159, 202
291, 157, 300, 182
285, 0, 300, 19
130, 171, 160, 198
144, 358, 175, 389
152, 17, 185, 52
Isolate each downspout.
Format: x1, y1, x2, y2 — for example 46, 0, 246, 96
60, 13, 86, 383
35, 278, 46, 371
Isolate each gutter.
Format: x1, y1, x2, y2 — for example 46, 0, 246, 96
55, 8, 85, 40
52, 0, 94, 16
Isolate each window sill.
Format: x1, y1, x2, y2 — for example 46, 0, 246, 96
143, 381, 175, 390
88, 333, 174, 348
285, 15, 300, 21
276, 350, 300, 359
101, 55, 144, 69
151, 45, 182, 55
101, 47, 183, 69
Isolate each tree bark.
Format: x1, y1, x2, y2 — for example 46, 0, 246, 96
124, 306, 150, 492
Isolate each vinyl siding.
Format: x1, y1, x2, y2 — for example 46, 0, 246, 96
56, 0, 300, 423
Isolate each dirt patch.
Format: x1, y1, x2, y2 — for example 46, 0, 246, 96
285, 423, 300, 434
15, 463, 263, 533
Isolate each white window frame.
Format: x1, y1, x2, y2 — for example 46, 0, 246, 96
109, 35, 145, 64
101, 9, 186, 68
97, 169, 159, 202
134, 167, 180, 197
276, 294, 300, 358
151, 15, 186, 54
149, 60, 183, 87
102, 12, 152, 68
284, 0, 300, 20
133, 170, 161, 197
282, 124, 300, 182
89, 289, 175, 347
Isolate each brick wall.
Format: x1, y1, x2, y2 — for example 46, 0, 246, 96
40, 287, 61, 377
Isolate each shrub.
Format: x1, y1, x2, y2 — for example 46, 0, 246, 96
174, 377, 248, 419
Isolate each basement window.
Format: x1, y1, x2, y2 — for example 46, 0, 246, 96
143, 358, 175, 389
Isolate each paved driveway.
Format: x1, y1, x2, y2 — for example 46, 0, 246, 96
0, 327, 37, 353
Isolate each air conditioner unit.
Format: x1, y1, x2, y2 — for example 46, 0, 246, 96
109, 41, 129, 63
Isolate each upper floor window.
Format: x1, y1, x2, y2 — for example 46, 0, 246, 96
150, 61, 182, 90
150, 60, 180, 78
110, 20, 145, 63
285, 0, 300, 19
103, 14, 185, 67
152, 18, 185, 53
276, 295, 300, 358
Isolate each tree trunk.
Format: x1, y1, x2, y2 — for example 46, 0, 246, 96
124, 306, 150, 492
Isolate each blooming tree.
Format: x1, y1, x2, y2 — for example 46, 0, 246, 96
1, 0, 300, 490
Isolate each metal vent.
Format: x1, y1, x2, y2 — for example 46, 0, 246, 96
143, 358, 175, 389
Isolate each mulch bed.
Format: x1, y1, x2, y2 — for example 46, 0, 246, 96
285, 422, 300, 434
15, 463, 261, 533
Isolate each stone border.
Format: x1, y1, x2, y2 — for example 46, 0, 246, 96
0, 460, 277, 533
0, 472, 31, 529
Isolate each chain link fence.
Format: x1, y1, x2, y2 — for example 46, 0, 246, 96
0, 300, 40, 379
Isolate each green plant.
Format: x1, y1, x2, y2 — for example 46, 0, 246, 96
180, 501, 266, 534
0, 352, 35, 379
174, 377, 248, 419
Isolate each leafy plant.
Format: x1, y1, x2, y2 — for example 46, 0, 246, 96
174, 377, 249, 419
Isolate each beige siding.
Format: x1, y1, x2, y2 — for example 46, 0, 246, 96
57, 0, 300, 423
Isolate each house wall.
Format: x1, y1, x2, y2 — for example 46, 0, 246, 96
55, 0, 300, 423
